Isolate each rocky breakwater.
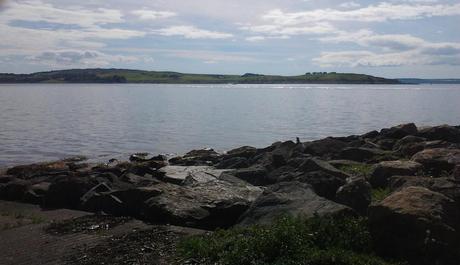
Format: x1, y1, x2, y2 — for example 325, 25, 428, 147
1, 123, 460, 264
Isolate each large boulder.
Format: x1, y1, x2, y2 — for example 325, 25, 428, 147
417, 125, 460, 143
369, 187, 460, 265
238, 182, 354, 226
339, 147, 391, 162
303, 137, 348, 158
393, 135, 427, 157
412, 148, 460, 175
295, 171, 346, 200
229, 167, 270, 186
157, 166, 228, 185
225, 146, 257, 159
369, 160, 423, 188
380, 123, 418, 139
0, 178, 31, 201
141, 180, 262, 229
336, 178, 372, 215
44, 175, 99, 209
297, 158, 350, 180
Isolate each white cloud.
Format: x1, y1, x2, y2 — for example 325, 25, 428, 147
153, 26, 233, 39
339, 1, 361, 9
0, 0, 124, 27
313, 34, 460, 67
261, 2, 460, 24
132, 9, 176, 20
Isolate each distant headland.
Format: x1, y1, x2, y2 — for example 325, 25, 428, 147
0, 69, 402, 84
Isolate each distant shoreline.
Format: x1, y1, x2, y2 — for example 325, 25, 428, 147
0, 68, 401, 85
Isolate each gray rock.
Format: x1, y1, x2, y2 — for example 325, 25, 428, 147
141, 180, 262, 229
370, 160, 423, 188
336, 178, 372, 215
303, 137, 348, 158
158, 166, 228, 185
339, 147, 389, 162
238, 182, 355, 226
295, 171, 346, 200
230, 167, 270, 186
417, 125, 460, 143
298, 158, 350, 180
380, 123, 418, 139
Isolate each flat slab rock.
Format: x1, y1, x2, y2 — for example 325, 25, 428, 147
238, 181, 354, 226
158, 166, 230, 184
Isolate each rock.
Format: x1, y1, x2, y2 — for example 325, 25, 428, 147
369, 187, 460, 264
393, 135, 426, 151
295, 171, 346, 200
376, 138, 397, 150
336, 178, 372, 215
141, 180, 262, 229
339, 147, 390, 162
454, 165, 460, 180
229, 167, 270, 186
361, 130, 379, 139
226, 146, 257, 159
158, 166, 228, 185
389, 175, 433, 192
238, 182, 354, 226
120, 173, 157, 187
0, 178, 30, 201
110, 186, 163, 216
6, 161, 70, 179
44, 175, 99, 209
169, 149, 220, 166
418, 125, 460, 143
216, 157, 249, 169
370, 160, 423, 188
380, 123, 418, 139
23, 182, 51, 204
298, 158, 350, 180
389, 176, 460, 208
303, 137, 348, 158
412, 148, 460, 175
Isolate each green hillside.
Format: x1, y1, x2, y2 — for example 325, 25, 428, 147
0, 69, 400, 84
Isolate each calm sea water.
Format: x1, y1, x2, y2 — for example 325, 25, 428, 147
1, 83, 460, 166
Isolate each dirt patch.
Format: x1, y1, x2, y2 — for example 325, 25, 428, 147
45, 214, 132, 235
64, 226, 192, 265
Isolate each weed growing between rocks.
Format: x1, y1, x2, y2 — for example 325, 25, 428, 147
337, 164, 374, 178
371, 188, 391, 203
177, 216, 407, 265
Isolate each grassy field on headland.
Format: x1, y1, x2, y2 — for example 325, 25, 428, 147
0, 69, 401, 84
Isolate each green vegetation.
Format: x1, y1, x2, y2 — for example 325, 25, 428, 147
337, 164, 374, 178
177, 216, 406, 265
0, 69, 401, 84
372, 188, 392, 203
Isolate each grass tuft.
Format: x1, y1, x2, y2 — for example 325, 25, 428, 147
177, 216, 406, 265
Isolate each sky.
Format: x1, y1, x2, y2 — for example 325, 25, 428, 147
0, 0, 459, 78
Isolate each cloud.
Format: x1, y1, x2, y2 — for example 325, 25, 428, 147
27, 50, 138, 67
0, 0, 124, 27
261, 2, 460, 24
132, 9, 176, 20
339, 1, 361, 9
153, 26, 233, 39
242, 22, 337, 37
314, 29, 460, 67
